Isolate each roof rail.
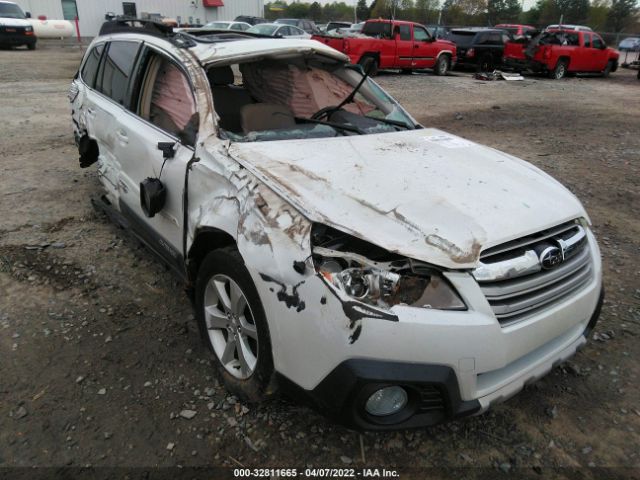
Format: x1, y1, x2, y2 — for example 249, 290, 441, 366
99, 18, 174, 37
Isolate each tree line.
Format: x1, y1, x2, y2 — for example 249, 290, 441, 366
263, 0, 639, 32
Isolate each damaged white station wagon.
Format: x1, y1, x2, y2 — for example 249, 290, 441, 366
69, 19, 603, 430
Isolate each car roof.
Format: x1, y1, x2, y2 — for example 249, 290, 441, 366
451, 28, 504, 33
94, 20, 345, 65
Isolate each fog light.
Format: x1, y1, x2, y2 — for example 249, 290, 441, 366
365, 386, 408, 416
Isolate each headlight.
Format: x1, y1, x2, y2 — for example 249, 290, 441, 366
312, 225, 466, 311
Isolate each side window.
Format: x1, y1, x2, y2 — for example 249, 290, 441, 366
137, 50, 197, 145
566, 33, 579, 46
399, 25, 411, 41
413, 26, 429, 42
81, 43, 104, 88
583, 33, 591, 48
230, 23, 243, 31
97, 41, 140, 107
592, 35, 604, 49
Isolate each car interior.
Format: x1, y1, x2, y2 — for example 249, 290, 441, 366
204, 55, 416, 142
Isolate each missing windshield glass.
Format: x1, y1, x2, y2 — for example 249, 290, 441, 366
206, 55, 415, 142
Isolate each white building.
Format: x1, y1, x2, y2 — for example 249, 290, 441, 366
13, 0, 265, 37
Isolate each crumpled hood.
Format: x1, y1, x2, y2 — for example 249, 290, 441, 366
228, 128, 586, 269
0, 18, 31, 27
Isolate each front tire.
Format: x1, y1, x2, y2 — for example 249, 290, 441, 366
602, 60, 614, 77
195, 248, 275, 403
434, 55, 450, 76
27, 43, 36, 50
550, 59, 568, 79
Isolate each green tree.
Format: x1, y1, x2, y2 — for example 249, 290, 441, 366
588, 0, 610, 31
287, 2, 310, 18
356, 0, 370, 20
607, 0, 638, 31
487, 0, 521, 24
370, 0, 392, 18
415, 0, 440, 24
556, 0, 590, 23
309, 1, 322, 20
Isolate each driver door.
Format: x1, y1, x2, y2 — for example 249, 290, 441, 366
394, 24, 413, 68
115, 45, 198, 272
412, 25, 437, 69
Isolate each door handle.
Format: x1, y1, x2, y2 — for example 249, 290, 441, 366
116, 129, 128, 144
414, 44, 419, 48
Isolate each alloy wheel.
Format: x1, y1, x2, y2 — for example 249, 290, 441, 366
203, 274, 258, 379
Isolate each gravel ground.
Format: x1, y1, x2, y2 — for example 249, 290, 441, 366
0, 43, 639, 479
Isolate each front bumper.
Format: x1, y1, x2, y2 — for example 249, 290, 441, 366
0, 32, 36, 47
278, 289, 603, 430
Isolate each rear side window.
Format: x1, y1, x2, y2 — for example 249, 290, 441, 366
81, 43, 104, 88
97, 41, 140, 107
399, 25, 411, 41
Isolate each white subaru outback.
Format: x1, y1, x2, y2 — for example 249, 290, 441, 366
69, 19, 603, 430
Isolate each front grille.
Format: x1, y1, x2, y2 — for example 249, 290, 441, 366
474, 220, 593, 326
417, 385, 446, 412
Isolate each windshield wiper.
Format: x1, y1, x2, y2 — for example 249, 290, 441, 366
296, 117, 364, 135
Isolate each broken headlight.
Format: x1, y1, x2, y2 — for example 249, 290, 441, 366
312, 225, 466, 311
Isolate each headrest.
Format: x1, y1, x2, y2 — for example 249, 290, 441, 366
207, 65, 234, 86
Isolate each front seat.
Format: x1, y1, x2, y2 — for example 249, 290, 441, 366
207, 66, 252, 132
240, 104, 296, 133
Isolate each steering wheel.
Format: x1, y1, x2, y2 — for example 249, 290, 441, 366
311, 105, 341, 120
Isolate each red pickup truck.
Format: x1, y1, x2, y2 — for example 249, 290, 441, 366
311, 19, 457, 75
504, 27, 619, 79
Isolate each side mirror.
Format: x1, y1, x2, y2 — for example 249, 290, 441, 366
140, 178, 166, 218
25, 11, 31, 18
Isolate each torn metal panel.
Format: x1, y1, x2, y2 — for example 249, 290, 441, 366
190, 39, 349, 67
228, 128, 586, 269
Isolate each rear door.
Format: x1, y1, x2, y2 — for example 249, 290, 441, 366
114, 45, 198, 272
394, 24, 413, 68
91, 41, 142, 206
412, 25, 437, 68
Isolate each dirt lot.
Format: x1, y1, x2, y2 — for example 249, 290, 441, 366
1, 43, 639, 478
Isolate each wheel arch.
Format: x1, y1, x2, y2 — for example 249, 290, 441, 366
187, 226, 238, 284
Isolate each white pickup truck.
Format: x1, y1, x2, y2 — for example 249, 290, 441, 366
0, 0, 36, 49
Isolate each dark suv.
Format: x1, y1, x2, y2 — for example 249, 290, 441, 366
447, 28, 510, 71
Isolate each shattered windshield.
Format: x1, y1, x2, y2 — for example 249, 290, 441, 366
0, 3, 26, 18
207, 55, 416, 143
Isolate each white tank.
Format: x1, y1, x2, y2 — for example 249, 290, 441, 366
28, 19, 74, 38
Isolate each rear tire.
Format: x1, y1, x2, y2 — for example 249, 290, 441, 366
434, 55, 450, 76
195, 248, 275, 403
358, 55, 379, 76
476, 53, 494, 72
550, 59, 568, 79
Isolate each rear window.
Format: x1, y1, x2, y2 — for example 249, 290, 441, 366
97, 41, 140, 107
81, 43, 104, 88
362, 22, 393, 39
447, 31, 477, 46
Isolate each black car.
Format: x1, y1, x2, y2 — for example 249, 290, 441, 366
234, 15, 267, 26
447, 28, 510, 71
